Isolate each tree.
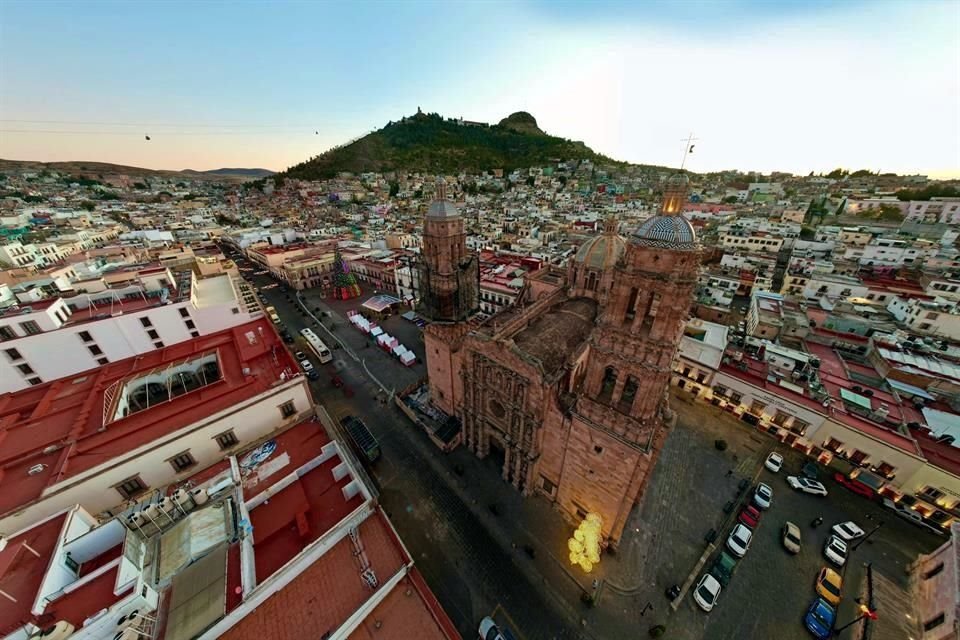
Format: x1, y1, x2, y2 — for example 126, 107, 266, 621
525, 176, 535, 187
825, 168, 848, 180
800, 225, 816, 240
80, 200, 96, 212
389, 181, 400, 197
723, 195, 739, 204
330, 246, 361, 300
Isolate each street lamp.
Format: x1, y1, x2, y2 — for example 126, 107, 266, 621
851, 520, 884, 551
834, 603, 878, 635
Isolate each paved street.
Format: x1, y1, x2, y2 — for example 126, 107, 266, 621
233, 251, 945, 640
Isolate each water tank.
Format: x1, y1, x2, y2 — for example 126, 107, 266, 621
30, 621, 75, 639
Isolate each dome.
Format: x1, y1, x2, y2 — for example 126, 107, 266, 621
426, 200, 460, 219
631, 215, 697, 250
666, 172, 690, 188
575, 233, 626, 269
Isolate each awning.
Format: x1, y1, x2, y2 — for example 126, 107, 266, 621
888, 379, 934, 400
401, 311, 417, 321
840, 388, 872, 410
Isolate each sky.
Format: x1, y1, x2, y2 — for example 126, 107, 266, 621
1, 0, 958, 177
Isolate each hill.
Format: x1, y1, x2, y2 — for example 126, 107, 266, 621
282, 110, 623, 180
0, 159, 270, 183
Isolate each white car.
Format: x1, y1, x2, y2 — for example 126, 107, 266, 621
752, 483, 773, 510
787, 476, 829, 497
300, 359, 315, 373
479, 616, 507, 640
726, 523, 753, 558
831, 521, 865, 541
764, 452, 784, 473
824, 535, 848, 567
693, 573, 722, 612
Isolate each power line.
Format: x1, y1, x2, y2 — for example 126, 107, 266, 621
0, 118, 318, 128
0, 129, 314, 136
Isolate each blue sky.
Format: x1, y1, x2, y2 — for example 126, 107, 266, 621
1, 1, 957, 177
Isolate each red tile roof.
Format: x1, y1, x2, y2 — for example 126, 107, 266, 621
348, 570, 460, 640
0, 318, 300, 518
0, 512, 67, 636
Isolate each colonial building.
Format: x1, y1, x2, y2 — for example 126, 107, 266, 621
423, 174, 700, 546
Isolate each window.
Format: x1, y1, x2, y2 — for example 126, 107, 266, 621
153, 341, 164, 348
624, 287, 639, 322
214, 430, 239, 450
17, 363, 34, 375
87, 344, 103, 356
825, 438, 844, 453
19, 321, 41, 336
926, 312, 939, 320
178, 308, 190, 318
598, 366, 618, 403
190, 331, 200, 338
618, 376, 639, 413
279, 400, 297, 418
28, 377, 42, 386
772, 410, 789, 427
231, 308, 240, 315
147, 329, 159, 340
593, 445, 603, 455
924, 614, 945, 631
790, 418, 810, 436
540, 476, 556, 495
96, 357, 109, 365
875, 461, 895, 477
184, 319, 195, 330
4, 347, 22, 361
923, 562, 944, 580
921, 486, 946, 501
167, 451, 196, 472
750, 400, 767, 415
78, 331, 93, 342
114, 475, 147, 499
729, 391, 743, 404
139, 317, 153, 328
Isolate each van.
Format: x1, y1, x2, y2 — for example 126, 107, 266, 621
710, 551, 737, 587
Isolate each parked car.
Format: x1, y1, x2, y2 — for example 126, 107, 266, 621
479, 617, 508, 640
281, 330, 294, 344
881, 498, 948, 536
738, 505, 761, 529
752, 483, 773, 510
804, 597, 837, 639
823, 535, 848, 567
764, 452, 784, 473
831, 521, 865, 541
294, 350, 307, 361
710, 551, 737, 587
340, 415, 381, 463
782, 522, 801, 554
787, 476, 829, 497
726, 523, 753, 558
693, 573, 722, 612
300, 358, 314, 373
833, 472, 876, 500
802, 462, 820, 480
815, 567, 843, 606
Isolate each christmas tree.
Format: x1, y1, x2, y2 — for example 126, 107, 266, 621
330, 246, 361, 300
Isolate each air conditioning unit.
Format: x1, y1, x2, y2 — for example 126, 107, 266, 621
28, 464, 46, 476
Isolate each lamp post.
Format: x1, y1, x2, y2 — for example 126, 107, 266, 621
851, 520, 884, 551
833, 603, 878, 636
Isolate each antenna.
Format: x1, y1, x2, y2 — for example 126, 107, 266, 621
679, 132, 700, 171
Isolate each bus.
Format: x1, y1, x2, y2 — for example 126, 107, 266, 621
300, 327, 333, 364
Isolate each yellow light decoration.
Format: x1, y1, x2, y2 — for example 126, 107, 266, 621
567, 512, 603, 573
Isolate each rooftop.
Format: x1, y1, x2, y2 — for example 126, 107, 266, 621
512, 297, 597, 375
0, 317, 299, 518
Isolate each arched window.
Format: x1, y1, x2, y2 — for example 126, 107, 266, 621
598, 366, 618, 402
618, 376, 639, 414
585, 270, 598, 292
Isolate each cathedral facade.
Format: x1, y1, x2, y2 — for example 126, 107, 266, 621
421, 174, 700, 545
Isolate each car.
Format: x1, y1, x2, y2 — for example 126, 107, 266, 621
831, 521, 865, 541
802, 462, 820, 480
752, 483, 773, 510
726, 523, 753, 558
804, 597, 837, 639
693, 573, 722, 612
823, 535, 848, 567
709, 551, 737, 587
764, 452, 784, 473
881, 498, 947, 535
787, 476, 829, 497
815, 567, 843, 606
479, 616, 507, 640
294, 350, 307, 361
782, 521, 801, 554
281, 331, 294, 344
300, 359, 315, 373
833, 472, 876, 500
738, 505, 761, 529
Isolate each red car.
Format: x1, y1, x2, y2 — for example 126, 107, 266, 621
834, 472, 876, 500
738, 504, 761, 529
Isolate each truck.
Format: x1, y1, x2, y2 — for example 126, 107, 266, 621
340, 415, 381, 463
265, 305, 281, 325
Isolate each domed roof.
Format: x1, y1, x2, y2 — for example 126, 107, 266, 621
631, 215, 697, 250
575, 232, 626, 269
426, 200, 460, 219
666, 172, 690, 188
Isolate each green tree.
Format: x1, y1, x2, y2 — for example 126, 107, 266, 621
80, 200, 96, 212
723, 195, 739, 204
525, 176, 535, 187
389, 181, 399, 197
825, 168, 848, 180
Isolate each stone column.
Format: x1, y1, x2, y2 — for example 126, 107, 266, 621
501, 441, 512, 482
512, 446, 523, 490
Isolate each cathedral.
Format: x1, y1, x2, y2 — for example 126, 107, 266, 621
419, 174, 700, 546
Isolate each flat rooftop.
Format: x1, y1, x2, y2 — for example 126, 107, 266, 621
0, 317, 299, 518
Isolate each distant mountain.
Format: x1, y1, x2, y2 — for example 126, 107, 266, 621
281, 110, 623, 180
0, 159, 271, 183
183, 168, 275, 179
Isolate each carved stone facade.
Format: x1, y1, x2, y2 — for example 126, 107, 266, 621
423, 173, 700, 546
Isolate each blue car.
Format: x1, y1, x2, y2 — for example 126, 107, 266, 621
804, 597, 836, 639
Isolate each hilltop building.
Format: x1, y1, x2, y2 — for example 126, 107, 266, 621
422, 174, 700, 545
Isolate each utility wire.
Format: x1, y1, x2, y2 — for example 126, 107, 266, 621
0, 118, 318, 128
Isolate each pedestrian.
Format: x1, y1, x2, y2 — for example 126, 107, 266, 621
726, 469, 733, 477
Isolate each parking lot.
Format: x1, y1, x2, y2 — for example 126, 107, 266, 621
666, 395, 944, 640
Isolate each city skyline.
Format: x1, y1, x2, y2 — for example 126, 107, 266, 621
0, 0, 958, 177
